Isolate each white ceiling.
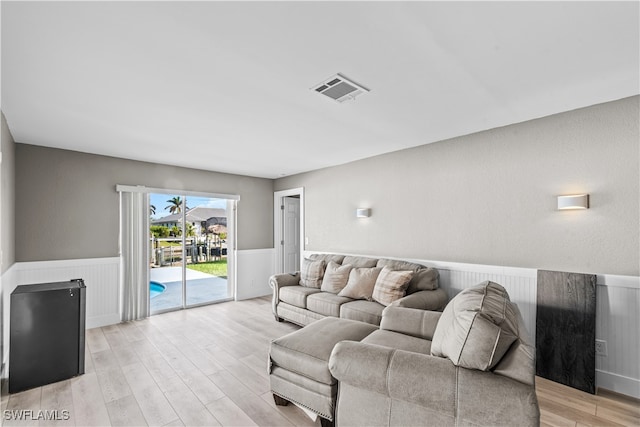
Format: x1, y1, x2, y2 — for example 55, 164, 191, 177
2, 1, 638, 179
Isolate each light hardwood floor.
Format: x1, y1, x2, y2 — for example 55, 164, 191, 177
1, 296, 638, 426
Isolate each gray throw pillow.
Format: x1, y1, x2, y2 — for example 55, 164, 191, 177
371, 267, 413, 306
321, 261, 353, 293
299, 258, 325, 288
338, 267, 382, 300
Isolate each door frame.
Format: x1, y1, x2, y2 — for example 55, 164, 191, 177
274, 187, 305, 275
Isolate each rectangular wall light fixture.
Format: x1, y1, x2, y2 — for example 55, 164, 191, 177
356, 208, 371, 218
557, 194, 589, 210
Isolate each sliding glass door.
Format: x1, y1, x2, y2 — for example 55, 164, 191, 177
149, 192, 234, 315
184, 196, 232, 306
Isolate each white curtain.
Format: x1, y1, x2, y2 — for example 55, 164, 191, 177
119, 190, 150, 321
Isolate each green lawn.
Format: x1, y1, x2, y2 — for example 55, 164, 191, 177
187, 260, 227, 277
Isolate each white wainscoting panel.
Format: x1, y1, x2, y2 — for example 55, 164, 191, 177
433, 265, 538, 343
13, 258, 120, 330
1, 263, 17, 379
595, 275, 640, 398
236, 249, 275, 301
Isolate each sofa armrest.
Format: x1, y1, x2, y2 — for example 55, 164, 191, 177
390, 288, 448, 311
329, 341, 396, 395
269, 273, 300, 319
380, 306, 442, 340
329, 341, 459, 418
329, 341, 539, 427
269, 272, 300, 290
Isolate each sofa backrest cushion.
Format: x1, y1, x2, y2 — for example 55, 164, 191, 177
338, 267, 382, 300
321, 261, 353, 293
408, 268, 439, 292
309, 253, 346, 264
372, 267, 414, 306
343, 256, 379, 268
299, 258, 325, 288
377, 259, 439, 292
376, 258, 423, 271
430, 281, 518, 371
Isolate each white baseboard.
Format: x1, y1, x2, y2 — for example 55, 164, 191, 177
597, 369, 640, 399
86, 314, 121, 330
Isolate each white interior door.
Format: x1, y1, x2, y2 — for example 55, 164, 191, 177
283, 196, 300, 273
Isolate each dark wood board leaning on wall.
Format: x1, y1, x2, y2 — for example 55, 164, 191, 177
536, 270, 597, 394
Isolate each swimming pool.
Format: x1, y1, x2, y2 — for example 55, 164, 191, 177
150, 281, 167, 298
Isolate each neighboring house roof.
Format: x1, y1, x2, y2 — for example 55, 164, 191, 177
186, 207, 227, 222
151, 207, 226, 225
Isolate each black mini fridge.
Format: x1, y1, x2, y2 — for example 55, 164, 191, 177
10, 279, 86, 393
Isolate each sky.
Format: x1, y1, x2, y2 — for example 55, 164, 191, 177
149, 193, 227, 219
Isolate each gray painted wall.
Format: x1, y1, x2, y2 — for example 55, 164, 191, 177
1, 113, 16, 274
276, 96, 640, 276
15, 145, 274, 261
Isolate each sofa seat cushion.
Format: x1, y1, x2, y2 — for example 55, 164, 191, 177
362, 330, 432, 354
340, 300, 385, 325
280, 286, 322, 309
307, 292, 354, 317
276, 302, 325, 326
431, 281, 518, 371
270, 317, 378, 385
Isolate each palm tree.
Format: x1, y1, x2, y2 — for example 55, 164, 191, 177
150, 204, 156, 216
165, 196, 186, 214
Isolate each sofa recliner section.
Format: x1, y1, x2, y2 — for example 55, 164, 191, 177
327, 282, 540, 426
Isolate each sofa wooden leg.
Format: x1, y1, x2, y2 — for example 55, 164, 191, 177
273, 394, 289, 406
320, 417, 334, 427
274, 315, 284, 322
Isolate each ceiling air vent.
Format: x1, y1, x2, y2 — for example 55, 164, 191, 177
312, 74, 369, 103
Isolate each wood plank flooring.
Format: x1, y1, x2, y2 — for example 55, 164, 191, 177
1, 296, 638, 426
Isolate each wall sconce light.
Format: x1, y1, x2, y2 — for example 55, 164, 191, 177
356, 208, 371, 218
557, 194, 589, 210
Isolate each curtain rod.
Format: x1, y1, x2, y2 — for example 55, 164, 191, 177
116, 185, 240, 201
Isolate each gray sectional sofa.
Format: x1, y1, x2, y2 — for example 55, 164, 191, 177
269, 253, 449, 326
269, 280, 540, 427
